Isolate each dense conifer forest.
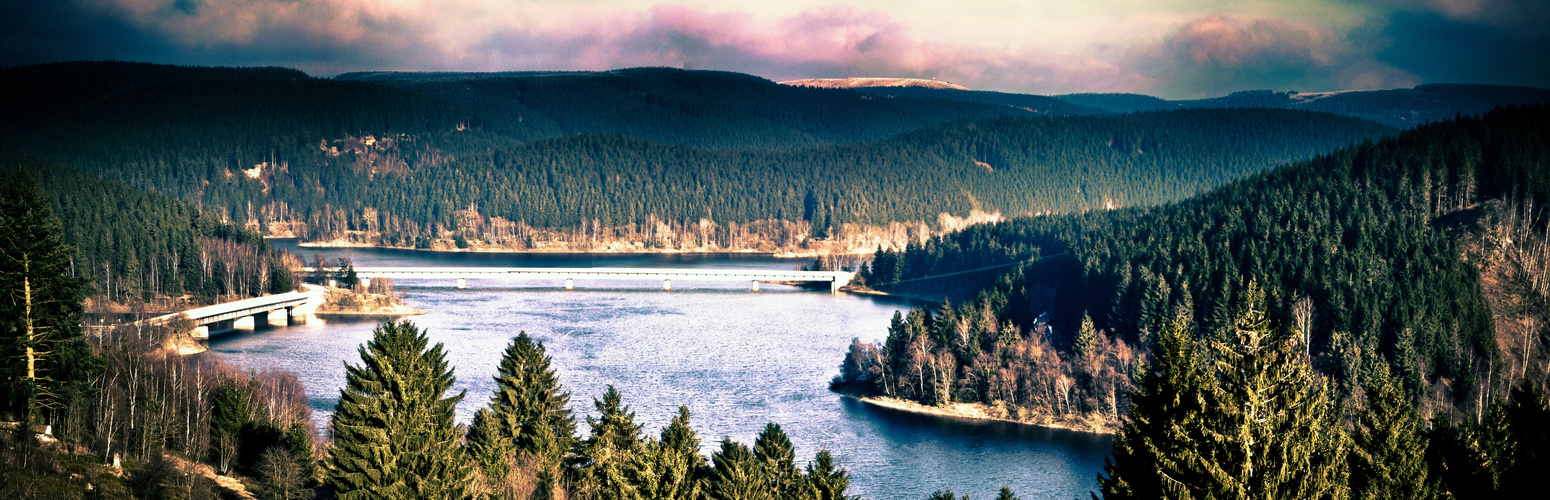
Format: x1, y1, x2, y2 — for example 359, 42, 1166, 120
5, 60, 1550, 499
4, 155, 297, 307
1055, 84, 1550, 128
840, 105, 1550, 496
2, 62, 1398, 253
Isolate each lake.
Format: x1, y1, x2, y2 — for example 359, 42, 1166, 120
209, 241, 1111, 499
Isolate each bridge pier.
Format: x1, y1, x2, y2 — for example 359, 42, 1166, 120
252, 310, 272, 329
663, 279, 672, 291
565, 278, 575, 290
209, 318, 235, 334
285, 306, 298, 326
831, 280, 840, 294
751, 280, 759, 292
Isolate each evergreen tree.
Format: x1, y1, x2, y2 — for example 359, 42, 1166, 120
465, 408, 518, 497
480, 332, 576, 496
805, 450, 851, 500
0, 169, 98, 427
326, 320, 473, 499
1348, 365, 1433, 500
1073, 313, 1098, 357
572, 385, 645, 500
926, 488, 969, 500
660, 406, 705, 469
995, 486, 1020, 500
1098, 312, 1213, 499
632, 406, 705, 500
707, 438, 771, 500
753, 423, 802, 497
1196, 283, 1348, 499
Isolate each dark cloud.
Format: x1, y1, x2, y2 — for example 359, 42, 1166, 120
0, 1, 173, 67
1131, 14, 1417, 98
1377, 11, 1550, 87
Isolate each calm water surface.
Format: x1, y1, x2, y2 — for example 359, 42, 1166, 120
211, 241, 1110, 499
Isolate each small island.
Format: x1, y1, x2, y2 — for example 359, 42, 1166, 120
313, 286, 424, 317
306, 260, 425, 316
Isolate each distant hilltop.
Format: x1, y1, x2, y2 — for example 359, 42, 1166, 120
781, 77, 970, 91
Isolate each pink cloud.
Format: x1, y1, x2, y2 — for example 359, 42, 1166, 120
73, 1, 1148, 94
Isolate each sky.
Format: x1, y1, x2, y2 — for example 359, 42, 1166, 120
2, 0, 1546, 98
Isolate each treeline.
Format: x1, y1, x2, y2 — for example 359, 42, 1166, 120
330, 321, 853, 499
1054, 84, 1550, 128
865, 106, 1550, 411
3, 322, 321, 499
1, 172, 317, 498
1100, 284, 1550, 499
835, 294, 1140, 432
338, 66, 1070, 150
2, 62, 1394, 253
242, 109, 1386, 249
5, 155, 299, 306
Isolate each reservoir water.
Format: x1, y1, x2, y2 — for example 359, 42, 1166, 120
213, 241, 1111, 499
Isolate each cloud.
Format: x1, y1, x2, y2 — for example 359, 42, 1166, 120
1131, 14, 1418, 98
1376, 10, 1550, 87
2, 1, 1546, 97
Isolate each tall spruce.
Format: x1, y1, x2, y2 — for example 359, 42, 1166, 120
1196, 283, 1348, 498
631, 406, 705, 500
806, 450, 851, 500
0, 169, 98, 427
707, 438, 771, 500
753, 423, 802, 497
326, 320, 473, 499
1348, 365, 1433, 499
572, 385, 645, 500
474, 331, 576, 497
1098, 312, 1213, 499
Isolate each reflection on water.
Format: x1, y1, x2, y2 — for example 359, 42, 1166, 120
209, 241, 1110, 499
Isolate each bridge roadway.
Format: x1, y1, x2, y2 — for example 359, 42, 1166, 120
144, 289, 313, 338
314, 267, 857, 293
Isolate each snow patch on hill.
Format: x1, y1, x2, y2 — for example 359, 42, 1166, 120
780, 77, 970, 90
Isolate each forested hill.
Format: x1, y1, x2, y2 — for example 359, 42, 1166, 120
864, 105, 1550, 409
333, 67, 1081, 150
2, 153, 294, 305
2, 61, 1390, 253
1054, 84, 1550, 128
323, 109, 1390, 231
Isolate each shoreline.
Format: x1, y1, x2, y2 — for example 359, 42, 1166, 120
839, 287, 946, 305
842, 393, 1117, 436
268, 237, 872, 258
314, 308, 427, 317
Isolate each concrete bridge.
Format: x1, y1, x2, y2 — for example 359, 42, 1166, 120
310, 267, 857, 293
144, 289, 313, 338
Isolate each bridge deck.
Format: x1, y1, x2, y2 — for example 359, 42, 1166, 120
319, 267, 855, 283
146, 291, 310, 327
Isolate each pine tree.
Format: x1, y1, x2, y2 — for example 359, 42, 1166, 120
326, 320, 473, 499
572, 385, 645, 500
1073, 313, 1098, 357
1098, 312, 1213, 499
1196, 283, 1348, 499
631, 406, 705, 500
995, 486, 1020, 500
0, 169, 99, 427
466, 408, 519, 497
707, 438, 771, 500
478, 331, 576, 496
753, 423, 801, 498
1348, 365, 1433, 500
805, 449, 850, 500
